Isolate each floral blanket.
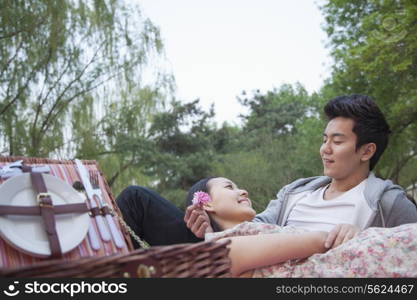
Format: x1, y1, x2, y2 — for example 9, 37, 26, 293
205, 222, 417, 277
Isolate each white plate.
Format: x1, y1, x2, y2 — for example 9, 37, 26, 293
0, 173, 89, 257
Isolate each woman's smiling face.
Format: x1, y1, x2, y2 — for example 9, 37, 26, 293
205, 177, 256, 228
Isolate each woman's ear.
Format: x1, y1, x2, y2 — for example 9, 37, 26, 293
203, 202, 215, 212
360, 143, 376, 162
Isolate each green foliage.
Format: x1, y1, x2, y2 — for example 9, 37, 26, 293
143, 100, 217, 198
320, 0, 417, 188
1, 0, 415, 210
210, 123, 242, 154
86, 85, 166, 195
0, 0, 172, 197
292, 116, 326, 177
0, 0, 166, 157
239, 83, 311, 138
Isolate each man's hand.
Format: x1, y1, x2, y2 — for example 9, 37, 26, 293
184, 204, 213, 238
324, 224, 360, 249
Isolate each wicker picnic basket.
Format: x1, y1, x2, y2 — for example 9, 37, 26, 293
0, 156, 231, 278
0, 239, 231, 278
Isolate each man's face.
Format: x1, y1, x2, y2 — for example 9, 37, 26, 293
320, 117, 367, 180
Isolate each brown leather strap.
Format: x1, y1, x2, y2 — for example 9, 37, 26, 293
0, 203, 89, 215
30, 171, 62, 258
5, 164, 90, 258
21, 165, 32, 173
100, 206, 111, 216
90, 207, 101, 217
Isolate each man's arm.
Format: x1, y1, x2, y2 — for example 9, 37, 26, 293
385, 193, 417, 227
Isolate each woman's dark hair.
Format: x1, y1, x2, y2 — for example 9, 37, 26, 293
186, 177, 222, 232
324, 94, 391, 170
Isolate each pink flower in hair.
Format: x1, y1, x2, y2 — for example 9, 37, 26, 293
192, 191, 212, 206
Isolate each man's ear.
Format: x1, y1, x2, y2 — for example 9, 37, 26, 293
360, 143, 376, 162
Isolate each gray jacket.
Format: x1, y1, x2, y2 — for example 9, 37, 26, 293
254, 173, 417, 228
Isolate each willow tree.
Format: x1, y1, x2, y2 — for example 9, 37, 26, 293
0, 0, 167, 158
320, 0, 417, 188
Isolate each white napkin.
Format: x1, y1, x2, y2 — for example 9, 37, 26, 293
0, 160, 50, 179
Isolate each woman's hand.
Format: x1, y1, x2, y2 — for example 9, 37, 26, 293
324, 224, 360, 249
184, 204, 213, 238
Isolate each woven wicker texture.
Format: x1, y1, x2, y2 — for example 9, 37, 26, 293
1, 240, 231, 278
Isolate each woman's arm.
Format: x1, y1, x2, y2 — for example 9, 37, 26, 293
220, 231, 328, 277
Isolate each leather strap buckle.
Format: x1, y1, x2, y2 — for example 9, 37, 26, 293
37, 192, 52, 207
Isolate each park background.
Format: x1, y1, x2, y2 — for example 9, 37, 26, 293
1, 0, 416, 211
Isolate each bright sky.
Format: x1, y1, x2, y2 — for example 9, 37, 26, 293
137, 0, 331, 125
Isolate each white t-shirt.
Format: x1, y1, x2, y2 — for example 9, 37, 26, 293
285, 180, 371, 232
